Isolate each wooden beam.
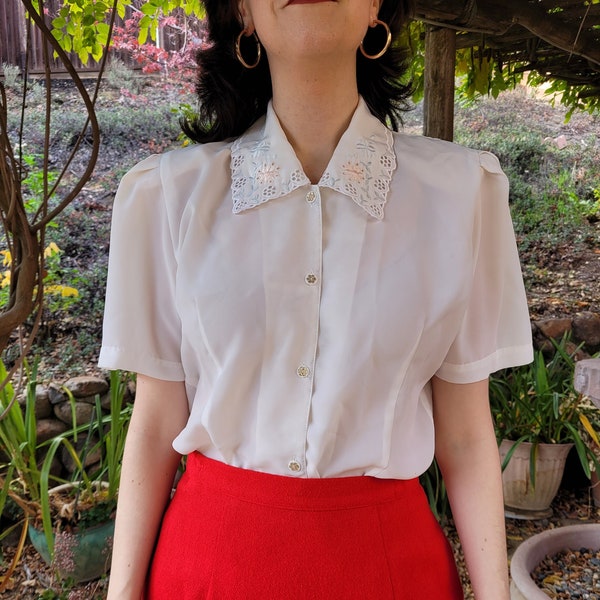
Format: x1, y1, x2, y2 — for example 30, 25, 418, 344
423, 26, 456, 141
414, 0, 600, 68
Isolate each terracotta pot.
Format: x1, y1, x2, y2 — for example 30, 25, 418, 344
591, 470, 600, 509
510, 523, 600, 600
499, 440, 573, 519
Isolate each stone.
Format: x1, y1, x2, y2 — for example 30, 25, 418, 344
572, 311, 600, 351
36, 418, 68, 444
59, 433, 102, 473
553, 134, 568, 149
53, 401, 96, 426
63, 376, 108, 399
48, 383, 67, 405
534, 318, 572, 341
99, 391, 114, 411
77, 393, 102, 406
17, 384, 52, 419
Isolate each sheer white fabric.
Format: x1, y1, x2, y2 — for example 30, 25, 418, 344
99, 98, 533, 479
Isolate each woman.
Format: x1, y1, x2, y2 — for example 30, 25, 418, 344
100, 0, 533, 598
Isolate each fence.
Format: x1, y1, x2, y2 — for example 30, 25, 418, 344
0, 0, 202, 76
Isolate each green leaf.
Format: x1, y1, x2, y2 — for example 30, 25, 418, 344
82, 13, 95, 27
140, 3, 156, 15
52, 16, 66, 29
138, 24, 149, 45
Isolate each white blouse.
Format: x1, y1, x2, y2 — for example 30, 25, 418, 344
99, 98, 533, 480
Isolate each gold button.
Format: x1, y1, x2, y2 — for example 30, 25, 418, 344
297, 365, 310, 378
305, 273, 318, 285
306, 191, 316, 203
288, 460, 302, 472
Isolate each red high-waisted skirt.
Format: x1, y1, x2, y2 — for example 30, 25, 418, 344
145, 453, 464, 599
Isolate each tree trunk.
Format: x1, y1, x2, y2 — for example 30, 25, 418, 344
423, 26, 456, 142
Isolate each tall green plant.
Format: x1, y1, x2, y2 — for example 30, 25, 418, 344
0, 364, 131, 558
89, 370, 132, 500
490, 336, 600, 486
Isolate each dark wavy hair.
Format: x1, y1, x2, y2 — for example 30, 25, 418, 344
182, 0, 415, 143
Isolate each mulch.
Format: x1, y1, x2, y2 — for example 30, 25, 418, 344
1, 484, 599, 599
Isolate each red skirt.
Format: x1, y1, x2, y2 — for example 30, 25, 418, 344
145, 453, 463, 599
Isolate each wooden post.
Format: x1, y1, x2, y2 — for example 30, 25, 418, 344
423, 26, 456, 142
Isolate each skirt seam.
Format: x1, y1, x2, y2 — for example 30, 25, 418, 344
375, 503, 396, 599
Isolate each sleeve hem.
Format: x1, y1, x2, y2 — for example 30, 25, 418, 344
436, 344, 534, 384
98, 346, 185, 382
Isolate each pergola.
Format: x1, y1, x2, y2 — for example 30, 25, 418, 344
415, 0, 600, 140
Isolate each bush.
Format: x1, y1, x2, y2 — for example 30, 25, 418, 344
455, 103, 600, 253
1, 63, 21, 92
105, 57, 143, 95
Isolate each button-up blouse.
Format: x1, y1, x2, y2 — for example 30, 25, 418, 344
99, 98, 533, 479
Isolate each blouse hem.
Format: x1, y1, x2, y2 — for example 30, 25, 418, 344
98, 346, 185, 382
435, 344, 534, 384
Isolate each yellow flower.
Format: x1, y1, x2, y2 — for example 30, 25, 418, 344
44, 242, 61, 258
1, 271, 11, 288
0, 250, 12, 267
45, 284, 79, 298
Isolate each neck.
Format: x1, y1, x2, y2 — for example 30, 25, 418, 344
269, 56, 359, 184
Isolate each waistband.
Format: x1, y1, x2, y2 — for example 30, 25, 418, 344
183, 453, 422, 510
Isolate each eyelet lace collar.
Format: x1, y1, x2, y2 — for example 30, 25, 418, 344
230, 97, 396, 221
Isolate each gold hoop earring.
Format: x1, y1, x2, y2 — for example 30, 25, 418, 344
359, 19, 392, 60
235, 30, 262, 69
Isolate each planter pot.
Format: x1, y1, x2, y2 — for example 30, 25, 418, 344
29, 518, 114, 582
28, 482, 115, 582
499, 440, 573, 519
510, 523, 600, 600
591, 470, 600, 509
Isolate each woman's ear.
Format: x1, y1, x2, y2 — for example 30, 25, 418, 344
370, 0, 381, 23
237, 0, 255, 33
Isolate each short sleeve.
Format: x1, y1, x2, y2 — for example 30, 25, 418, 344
98, 155, 185, 381
435, 151, 533, 384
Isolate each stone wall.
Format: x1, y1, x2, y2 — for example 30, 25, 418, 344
24, 375, 134, 478
533, 311, 600, 357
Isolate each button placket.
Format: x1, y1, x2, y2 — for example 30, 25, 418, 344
291, 185, 323, 475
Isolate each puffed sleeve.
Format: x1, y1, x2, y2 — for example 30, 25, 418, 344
435, 151, 533, 384
98, 155, 185, 381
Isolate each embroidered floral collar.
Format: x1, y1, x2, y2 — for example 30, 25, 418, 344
230, 97, 396, 220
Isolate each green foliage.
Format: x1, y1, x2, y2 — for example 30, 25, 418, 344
527, 69, 600, 122
454, 113, 600, 254
105, 58, 143, 95
407, 22, 599, 118
49, 0, 204, 61
490, 335, 600, 485
1, 63, 21, 92
420, 459, 450, 522
9, 152, 60, 227
43, 1, 599, 117
0, 365, 131, 559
